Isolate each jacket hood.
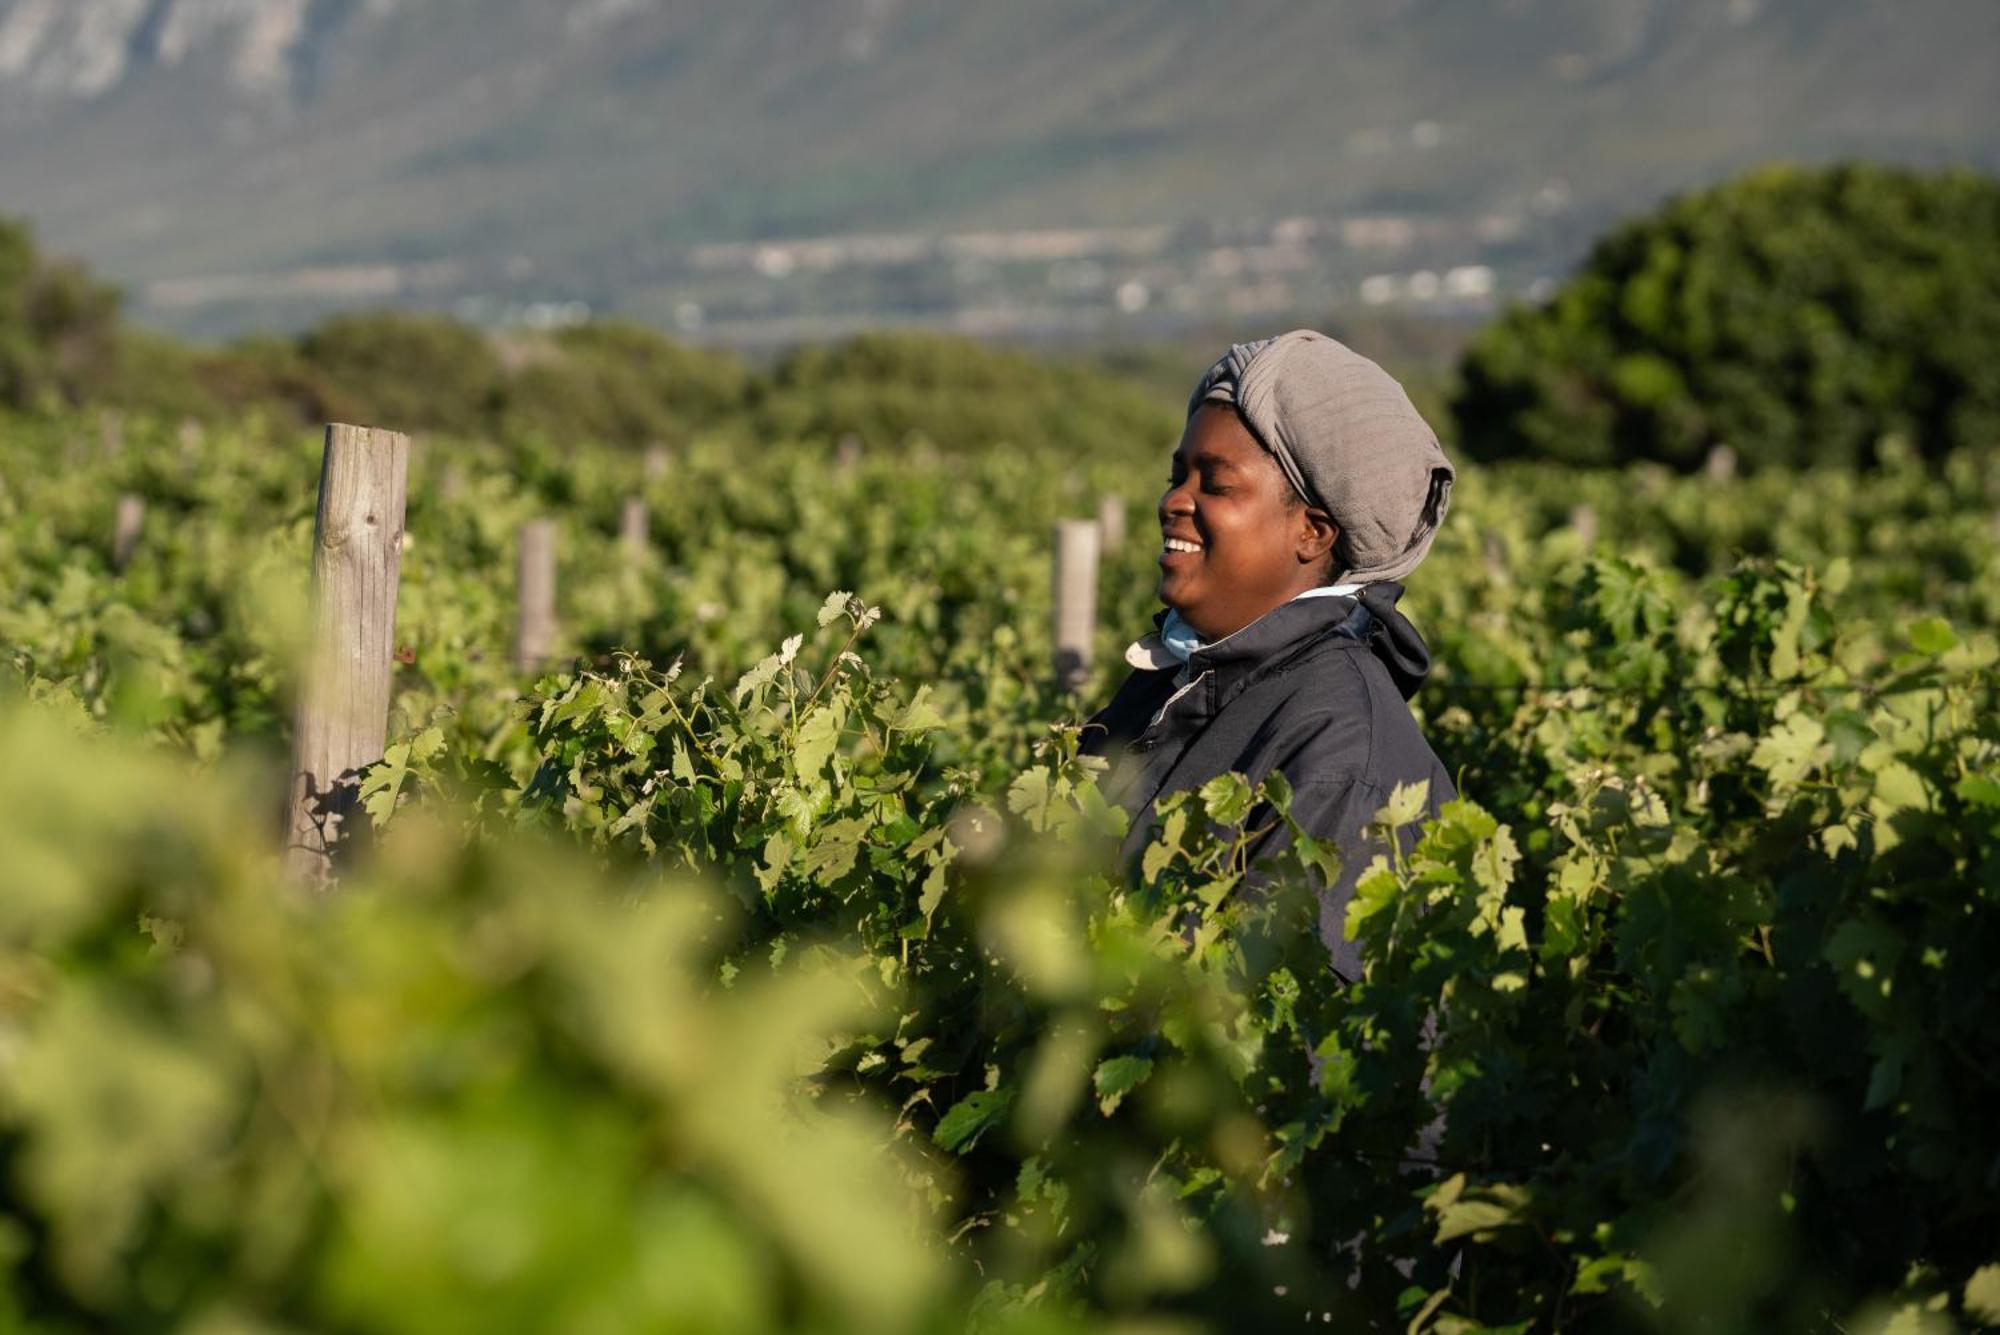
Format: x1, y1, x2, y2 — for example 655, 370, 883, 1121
1356, 583, 1433, 701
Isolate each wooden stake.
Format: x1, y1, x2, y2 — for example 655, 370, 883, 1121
1704, 445, 1738, 482
516, 521, 558, 675
285, 425, 411, 887
1052, 519, 1100, 692
1568, 504, 1599, 549
1097, 493, 1127, 552
643, 445, 670, 482
112, 494, 145, 572
620, 497, 649, 561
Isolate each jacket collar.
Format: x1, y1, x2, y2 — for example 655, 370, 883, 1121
1186, 592, 1369, 701
1122, 591, 1365, 709
1127, 585, 1364, 667
1121, 580, 1431, 704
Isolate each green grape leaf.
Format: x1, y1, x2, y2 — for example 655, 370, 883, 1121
817, 590, 857, 628
889, 686, 946, 734
358, 726, 446, 826
1432, 1180, 1533, 1244
1198, 773, 1253, 827
1380, 780, 1431, 829
1908, 616, 1957, 656
792, 706, 843, 782
1092, 1055, 1155, 1116
933, 1086, 1014, 1153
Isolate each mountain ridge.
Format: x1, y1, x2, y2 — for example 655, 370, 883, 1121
1, 0, 1993, 340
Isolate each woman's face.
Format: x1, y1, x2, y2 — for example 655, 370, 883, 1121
1157, 404, 1336, 641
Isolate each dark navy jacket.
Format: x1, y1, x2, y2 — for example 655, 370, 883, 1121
1081, 583, 1455, 980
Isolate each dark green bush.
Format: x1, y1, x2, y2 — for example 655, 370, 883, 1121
753, 332, 1176, 460
0, 219, 125, 413
496, 321, 752, 447
1453, 164, 2000, 471
295, 311, 506, 436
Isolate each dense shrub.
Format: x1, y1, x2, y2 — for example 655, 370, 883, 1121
0, 220, 125, 412
496, 321, 752, 446
753, 332, 1176, 459
295, 311, 507, 437
1453, 165, 2000, 471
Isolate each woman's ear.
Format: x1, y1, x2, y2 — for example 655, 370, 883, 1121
1296, 506, 1339, 568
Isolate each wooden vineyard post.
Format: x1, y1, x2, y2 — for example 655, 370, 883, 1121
1569, 504, 1599, 549
620, 497, 649, 562
285, 424, 411, 886
643, 445, 670, 483
516, 520, 558, 674
1052, 519, 1100, 692
112, 494, 145, 572
1097, 493, 1126, 553
1705, 445, 1738, 482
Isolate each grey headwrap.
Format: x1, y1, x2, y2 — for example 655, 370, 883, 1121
1189, 329, 1455, 585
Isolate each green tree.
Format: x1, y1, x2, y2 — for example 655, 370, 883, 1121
1453, 164, 2000, 470
296, 311, 505, 436
0, 217, 124, 412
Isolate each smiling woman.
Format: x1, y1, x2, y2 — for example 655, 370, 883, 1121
1083, 330, 1459, 979
1156, 404, 1341, 639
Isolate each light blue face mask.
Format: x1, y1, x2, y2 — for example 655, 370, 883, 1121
1159, 584, 1365, 665
1159, 608, 1206, 664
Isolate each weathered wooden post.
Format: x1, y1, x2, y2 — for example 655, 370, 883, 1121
516, 520, 558, 674
836, 434, 864, 470
1704, 445, 1738, 482
1097, 493, 1127, 553
111, 494, 145, 572
643, 444, 671, 483
1052, 519, 1100, 692
1568, 504, 1599, 549
284, 424, 411, 886
619, 497, 649, 562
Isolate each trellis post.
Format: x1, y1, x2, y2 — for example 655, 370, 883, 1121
112, 494, 145, 572
620, 498, 649, 562
1097, 493, 1127, 552
1569, 504, 1599, 549
284, 424, 411, 886
516, 521, 558, 674
1053, 519, 1100, 692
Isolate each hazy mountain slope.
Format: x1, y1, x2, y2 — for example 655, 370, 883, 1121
0, 0, 1993, 338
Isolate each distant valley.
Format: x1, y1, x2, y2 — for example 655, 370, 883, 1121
1, 0, 1994, 343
